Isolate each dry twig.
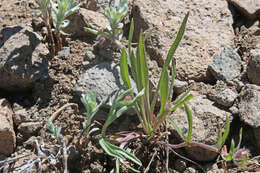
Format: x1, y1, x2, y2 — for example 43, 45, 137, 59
144, 151, 157, 173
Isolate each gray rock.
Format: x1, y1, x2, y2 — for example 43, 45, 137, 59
131, 0, 234, 81
0, 26, 49, 92
226, 0, 260, 20
232, 84, 260, 150
238, 84, 260, 128
169, 92, 231, 161
57, 47, 70, 60
212, 88, 238, 107
229, 106, 239, 114
247, 55, 260, 86
208, 47, 242, 82
0, 99, 16, 156
173, 79, 188, 95
75, 62, 136, 115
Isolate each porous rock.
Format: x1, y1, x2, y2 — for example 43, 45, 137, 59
0, 26, 49, 92
238, 84, 260, 150
130, 0, 234, 82
0, 99, 16, 156
247, 55, 260, 86
173, 79, 188, 95
169, 92, 231, 161
211, 88, 238, 107
75, 61, 136, 115
63, 8, 109, 37
208, 47, 242, 82
238, 84, 260, 128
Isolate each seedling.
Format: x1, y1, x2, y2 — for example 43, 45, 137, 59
221, 128, 250, 167
35, 0, 55, 57
46, 120, 62, 140
46, 120, 70, 173
85, 0, 128, 49
99, 88, 144, 172
81, 92, 103, 137
51, 0, 80, 51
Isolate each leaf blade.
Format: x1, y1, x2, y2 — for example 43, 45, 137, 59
120, 48, 132, 89
184, 103, 192, 143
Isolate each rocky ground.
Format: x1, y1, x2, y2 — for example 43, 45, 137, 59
0, 0, 260, 172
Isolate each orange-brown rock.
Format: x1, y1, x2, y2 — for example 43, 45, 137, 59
0, 98, 16, 156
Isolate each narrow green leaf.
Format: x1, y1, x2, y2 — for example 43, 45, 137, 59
222, 114, 230, 146
85, 27, 99, 35
128, 18, 134, 55
217, 129, 223, 151
129, 51, 138, 86
168, 117, 185, 140
236, 128, 243, 150
159, 68, 169, 115
226, 139, 235, 162
137, 32, 149, 98
153, 93, 193, 130
168, 60, 176, 102
184, 103, 192, 143
137, 32, 151, 127
99, 138, 125, 161
84, 27, 110, 38
107, 141, 142, 166
164, 12, 189, 73
116, 159, 120, 173
120, 49, 132, 89
135, 47, 143, 92
115, 88, 144, 108
152, 12, 189, 112
115, 88, 133, 102
169, 94, 193, 112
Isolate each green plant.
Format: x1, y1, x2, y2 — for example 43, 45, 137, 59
46, 120, 69, 173
35, 0, 55, 57
221, 128, 250, 167
51, 0, 80, 51
46, 120, 62, 139
85, 0, 128, 49
99, 88, 144, 172
81, 12, 247, 172
81, 92, 103, 137
120, 13, 192, 139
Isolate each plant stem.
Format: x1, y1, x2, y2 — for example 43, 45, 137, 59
56, 31, 62, 52
46, 23, 55, 57
62, 140, 68, 173
155, 141, 219, 153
